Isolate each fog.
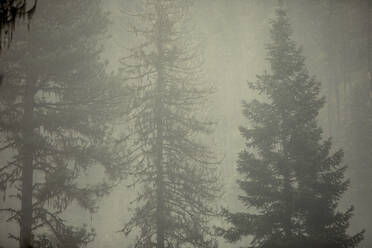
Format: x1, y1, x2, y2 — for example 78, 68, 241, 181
0, 1, 371, 248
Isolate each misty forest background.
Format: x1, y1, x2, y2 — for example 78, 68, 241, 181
0, 0, 371, 248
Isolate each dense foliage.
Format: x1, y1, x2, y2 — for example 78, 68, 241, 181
219, 6, 364, 248
0, 0, 124, 247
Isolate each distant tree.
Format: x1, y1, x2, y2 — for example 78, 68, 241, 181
0, 0, 124, 247
119, 1, 219, 248
0, 0, 37, 50
345, 72, 372, 245
286, 0, 372, 246
218, 5, 364, 248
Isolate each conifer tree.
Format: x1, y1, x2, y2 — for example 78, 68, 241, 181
0, 0, 124, 247
219, 5, 364, 248
120, 1, 218, 248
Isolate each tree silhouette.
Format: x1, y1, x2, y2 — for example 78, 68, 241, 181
219, 4, 364, 248
0, 0, 124, 247
120, 1, 219, 248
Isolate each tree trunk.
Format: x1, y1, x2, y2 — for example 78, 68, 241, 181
155, 89, 165, 248
326, 0, 336, 136
282, 164, 292, 240
368, 0, 372, 96
335, 83, 340, 125
154, 3, 165, 248
19, 80, 35, 248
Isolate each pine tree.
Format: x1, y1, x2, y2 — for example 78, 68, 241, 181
119, 1, 219, 248
219, 5, 364, 248
0, 0, 124, 247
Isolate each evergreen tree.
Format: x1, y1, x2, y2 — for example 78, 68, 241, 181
120, 1, 219, 248
0, 0, 124, 247
219, 5, 364, 248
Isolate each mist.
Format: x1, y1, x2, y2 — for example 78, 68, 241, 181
0, 1, 371, 248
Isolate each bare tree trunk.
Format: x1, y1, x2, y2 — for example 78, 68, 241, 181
19, 80, 35, 248
334, 82, 340, 125
326, 0, 336, 136
368, 0, 372, 97
155, 86, 165, 248
154, 3, 165, 248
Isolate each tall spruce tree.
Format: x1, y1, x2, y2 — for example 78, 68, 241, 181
119, 1, 218, 248
0, 0, 124, 247
219, 5, 364, 248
